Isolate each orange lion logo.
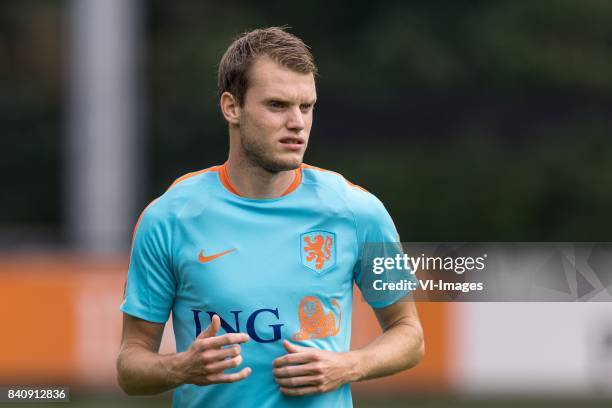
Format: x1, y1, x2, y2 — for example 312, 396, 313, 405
293, 296, 342, 340
303, 234, 333, 270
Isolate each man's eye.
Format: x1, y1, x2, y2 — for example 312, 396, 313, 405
268, 102, 285, 109
300, 104, 313, 112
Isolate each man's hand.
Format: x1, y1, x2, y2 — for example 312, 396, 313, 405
175, 314, 252, 385
117, 313, 251, 395
270, 301, 424, 398
272, 340, 360, 396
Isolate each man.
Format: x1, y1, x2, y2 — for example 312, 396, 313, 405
117, 27, 424, 407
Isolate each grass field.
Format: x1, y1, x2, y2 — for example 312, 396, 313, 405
11, 394, 612, 408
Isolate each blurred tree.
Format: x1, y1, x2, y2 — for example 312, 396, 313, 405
0, 0, 62, 243
2, 0, 612, 244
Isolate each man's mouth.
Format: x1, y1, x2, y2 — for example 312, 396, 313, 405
279, 137, 305, 151
279, 136, 304, 145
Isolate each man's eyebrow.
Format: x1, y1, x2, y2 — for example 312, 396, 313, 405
263, 96, 317, 104
263, 97, 289, 103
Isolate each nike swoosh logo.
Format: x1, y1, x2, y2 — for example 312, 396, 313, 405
198, 248, 236, 263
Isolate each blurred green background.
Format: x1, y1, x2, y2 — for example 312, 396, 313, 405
2, 0, 612, 244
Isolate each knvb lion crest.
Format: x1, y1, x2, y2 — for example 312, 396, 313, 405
301, 231, 336, 273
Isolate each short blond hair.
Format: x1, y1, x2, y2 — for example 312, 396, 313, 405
217, 27, 317, 105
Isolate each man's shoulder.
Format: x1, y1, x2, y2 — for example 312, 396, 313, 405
300, 164, 398, 240
166, 164, 223, 194
300, 163, 390, 224
136, 165, 222, 223
301, 163, 380, 205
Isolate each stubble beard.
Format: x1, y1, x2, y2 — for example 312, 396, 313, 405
238, 117, 302, 173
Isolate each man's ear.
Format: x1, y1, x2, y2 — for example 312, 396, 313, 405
220, 92, 240, 125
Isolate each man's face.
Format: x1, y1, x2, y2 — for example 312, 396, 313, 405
237, 56, 316, 172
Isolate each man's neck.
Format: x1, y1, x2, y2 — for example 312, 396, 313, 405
224, 157, 297, 199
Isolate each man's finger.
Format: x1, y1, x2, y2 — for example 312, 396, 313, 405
275, 375, 320, 388
282, 340, 306, 353
206, 354, 244, 373
273, 351, 315, 368
273, 363, 319, 378
204, 332, 250, 349
202, 344, 241, 363
206, 367, 252, 383
197, 314, 221, 339
280, 385, 322, 396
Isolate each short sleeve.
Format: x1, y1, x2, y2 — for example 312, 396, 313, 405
352, 195, 413, 308
120, 202, 176, 323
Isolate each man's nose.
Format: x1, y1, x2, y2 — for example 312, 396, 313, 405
286, 106, 305, 131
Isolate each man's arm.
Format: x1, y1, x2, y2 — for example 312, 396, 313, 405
351, 300, 424, 380
272, 300, 424, 396
117, 313, 251, 395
